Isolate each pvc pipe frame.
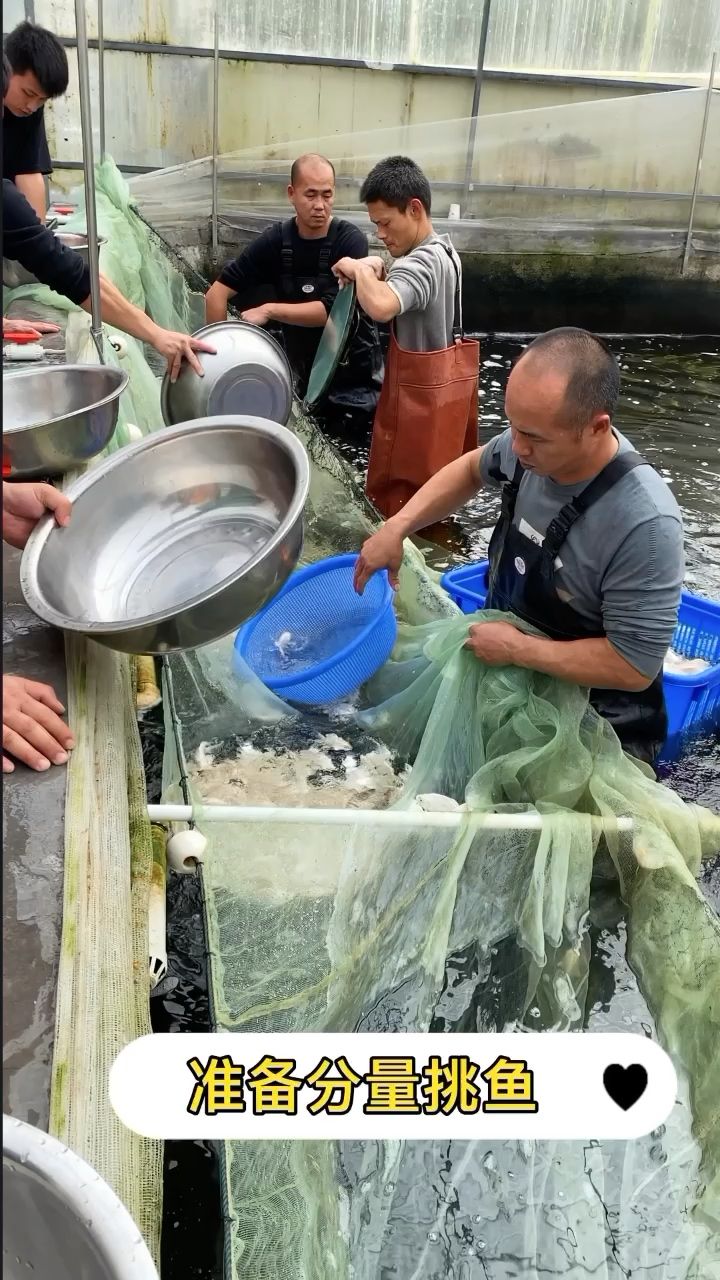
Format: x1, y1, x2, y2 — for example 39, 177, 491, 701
148, 804, 633, 833
74, 0, 104, 362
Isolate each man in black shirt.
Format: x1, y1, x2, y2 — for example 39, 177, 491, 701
205, 152, 382, 419
3, 21, 68, 219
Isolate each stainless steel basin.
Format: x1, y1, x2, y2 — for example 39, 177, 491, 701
21, 416, 310, 654
161, 320, 294, 428
3, 231, 107, 289
3, 1115, 159, 1280
3, 364, 128, 479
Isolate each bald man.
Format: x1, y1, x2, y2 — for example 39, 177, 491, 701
354, 327, 685, 767
205, 153, 382, 418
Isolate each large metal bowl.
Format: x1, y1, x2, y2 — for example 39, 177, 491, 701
3, 231, 108, 289
21, 416, 310, 655
3, 1115, 159, 1280
161, 320, 293, 428
3, 364, 128, 479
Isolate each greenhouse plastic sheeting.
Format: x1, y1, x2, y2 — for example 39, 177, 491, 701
162, 407, 720, 1280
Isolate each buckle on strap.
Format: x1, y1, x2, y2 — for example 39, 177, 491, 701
544, 504, 582, 554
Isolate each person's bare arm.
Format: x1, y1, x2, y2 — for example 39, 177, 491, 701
354, 450, 484, 592
247, 300, 328, 328
82, 275, 214, 381
332, 256, 399, 324
464, 625, 652, 691
205, 280, 234, 323
14, 172, 46, 220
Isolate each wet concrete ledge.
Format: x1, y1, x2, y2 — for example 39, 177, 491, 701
2, 542, 67, 1129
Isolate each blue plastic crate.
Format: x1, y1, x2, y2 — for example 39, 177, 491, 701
234, 553, 397, 706
662, 590, 720, 751
441, 561, 720, 748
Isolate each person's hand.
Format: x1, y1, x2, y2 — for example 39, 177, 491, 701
2, 481, 72, 549
3, 317, 60, 338
332, 257, 385, 286
3, 675, 75, 773
240, 304, 275, 328
150, 328, 216, 383
354, 524, 405, 594
464, 620, 525, 666
363, 255, 386, 280
331, 257, 360, 286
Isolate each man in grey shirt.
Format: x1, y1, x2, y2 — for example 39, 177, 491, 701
354, 328, 685, 766
332, 155, 478, 518
332, 155, 462, 349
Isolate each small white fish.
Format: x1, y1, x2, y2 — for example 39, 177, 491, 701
274, 630, 294, 659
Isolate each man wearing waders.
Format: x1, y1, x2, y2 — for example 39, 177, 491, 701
205, 152, 382, 425
353, 328, 684, 767
333, 155, 479, 519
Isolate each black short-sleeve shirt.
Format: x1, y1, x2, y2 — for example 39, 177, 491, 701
3, 106, 53, 182
217, 217, 368, 316
3, 179, 91, 304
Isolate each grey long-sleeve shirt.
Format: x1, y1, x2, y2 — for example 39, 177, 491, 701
385, 232, 462, 352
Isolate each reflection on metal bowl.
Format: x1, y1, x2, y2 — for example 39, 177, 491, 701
3, 364, 128, 479
3, 1114, 159, 1280
20, 415, 310, 655
161, 320, 294, 428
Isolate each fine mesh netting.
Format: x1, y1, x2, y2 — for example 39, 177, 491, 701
163, 407, 720, 1279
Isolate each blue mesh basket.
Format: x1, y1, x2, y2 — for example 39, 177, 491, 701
234, 553, 397, 705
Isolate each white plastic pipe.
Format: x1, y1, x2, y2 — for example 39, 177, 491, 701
147, 804, 633, 833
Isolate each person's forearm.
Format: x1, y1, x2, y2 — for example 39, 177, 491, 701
205, 282, 231, 323
353, 266, 399, 323
513, 633, 652, 691
387, 451, 483, 538
81, 274, 158, 345
265, 301, 327, 328
14, 173, 46, 220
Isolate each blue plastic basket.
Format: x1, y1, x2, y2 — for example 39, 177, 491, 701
441, 561, 720, 747
234, 553, 397, 705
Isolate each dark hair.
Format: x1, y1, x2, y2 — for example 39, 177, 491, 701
4, 21, 69, 98
2, 51, 11, 98
360, 155, 432, 214
290, 153, 335, 187
517, 327, 620, 427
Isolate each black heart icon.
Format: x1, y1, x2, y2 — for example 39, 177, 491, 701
603, 1063, 648, 1111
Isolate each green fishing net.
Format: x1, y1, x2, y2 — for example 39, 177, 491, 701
162, 406, 720, 1280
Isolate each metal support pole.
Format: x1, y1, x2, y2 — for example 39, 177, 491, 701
462, 0, 492, 214
682, 49, 717, 275
211, 8, 220, 255
74, 0, 104, 361
97, 0, 106, 159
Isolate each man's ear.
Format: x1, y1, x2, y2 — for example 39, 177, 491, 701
409, 198, 424, 219
591, 413, 612, 438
